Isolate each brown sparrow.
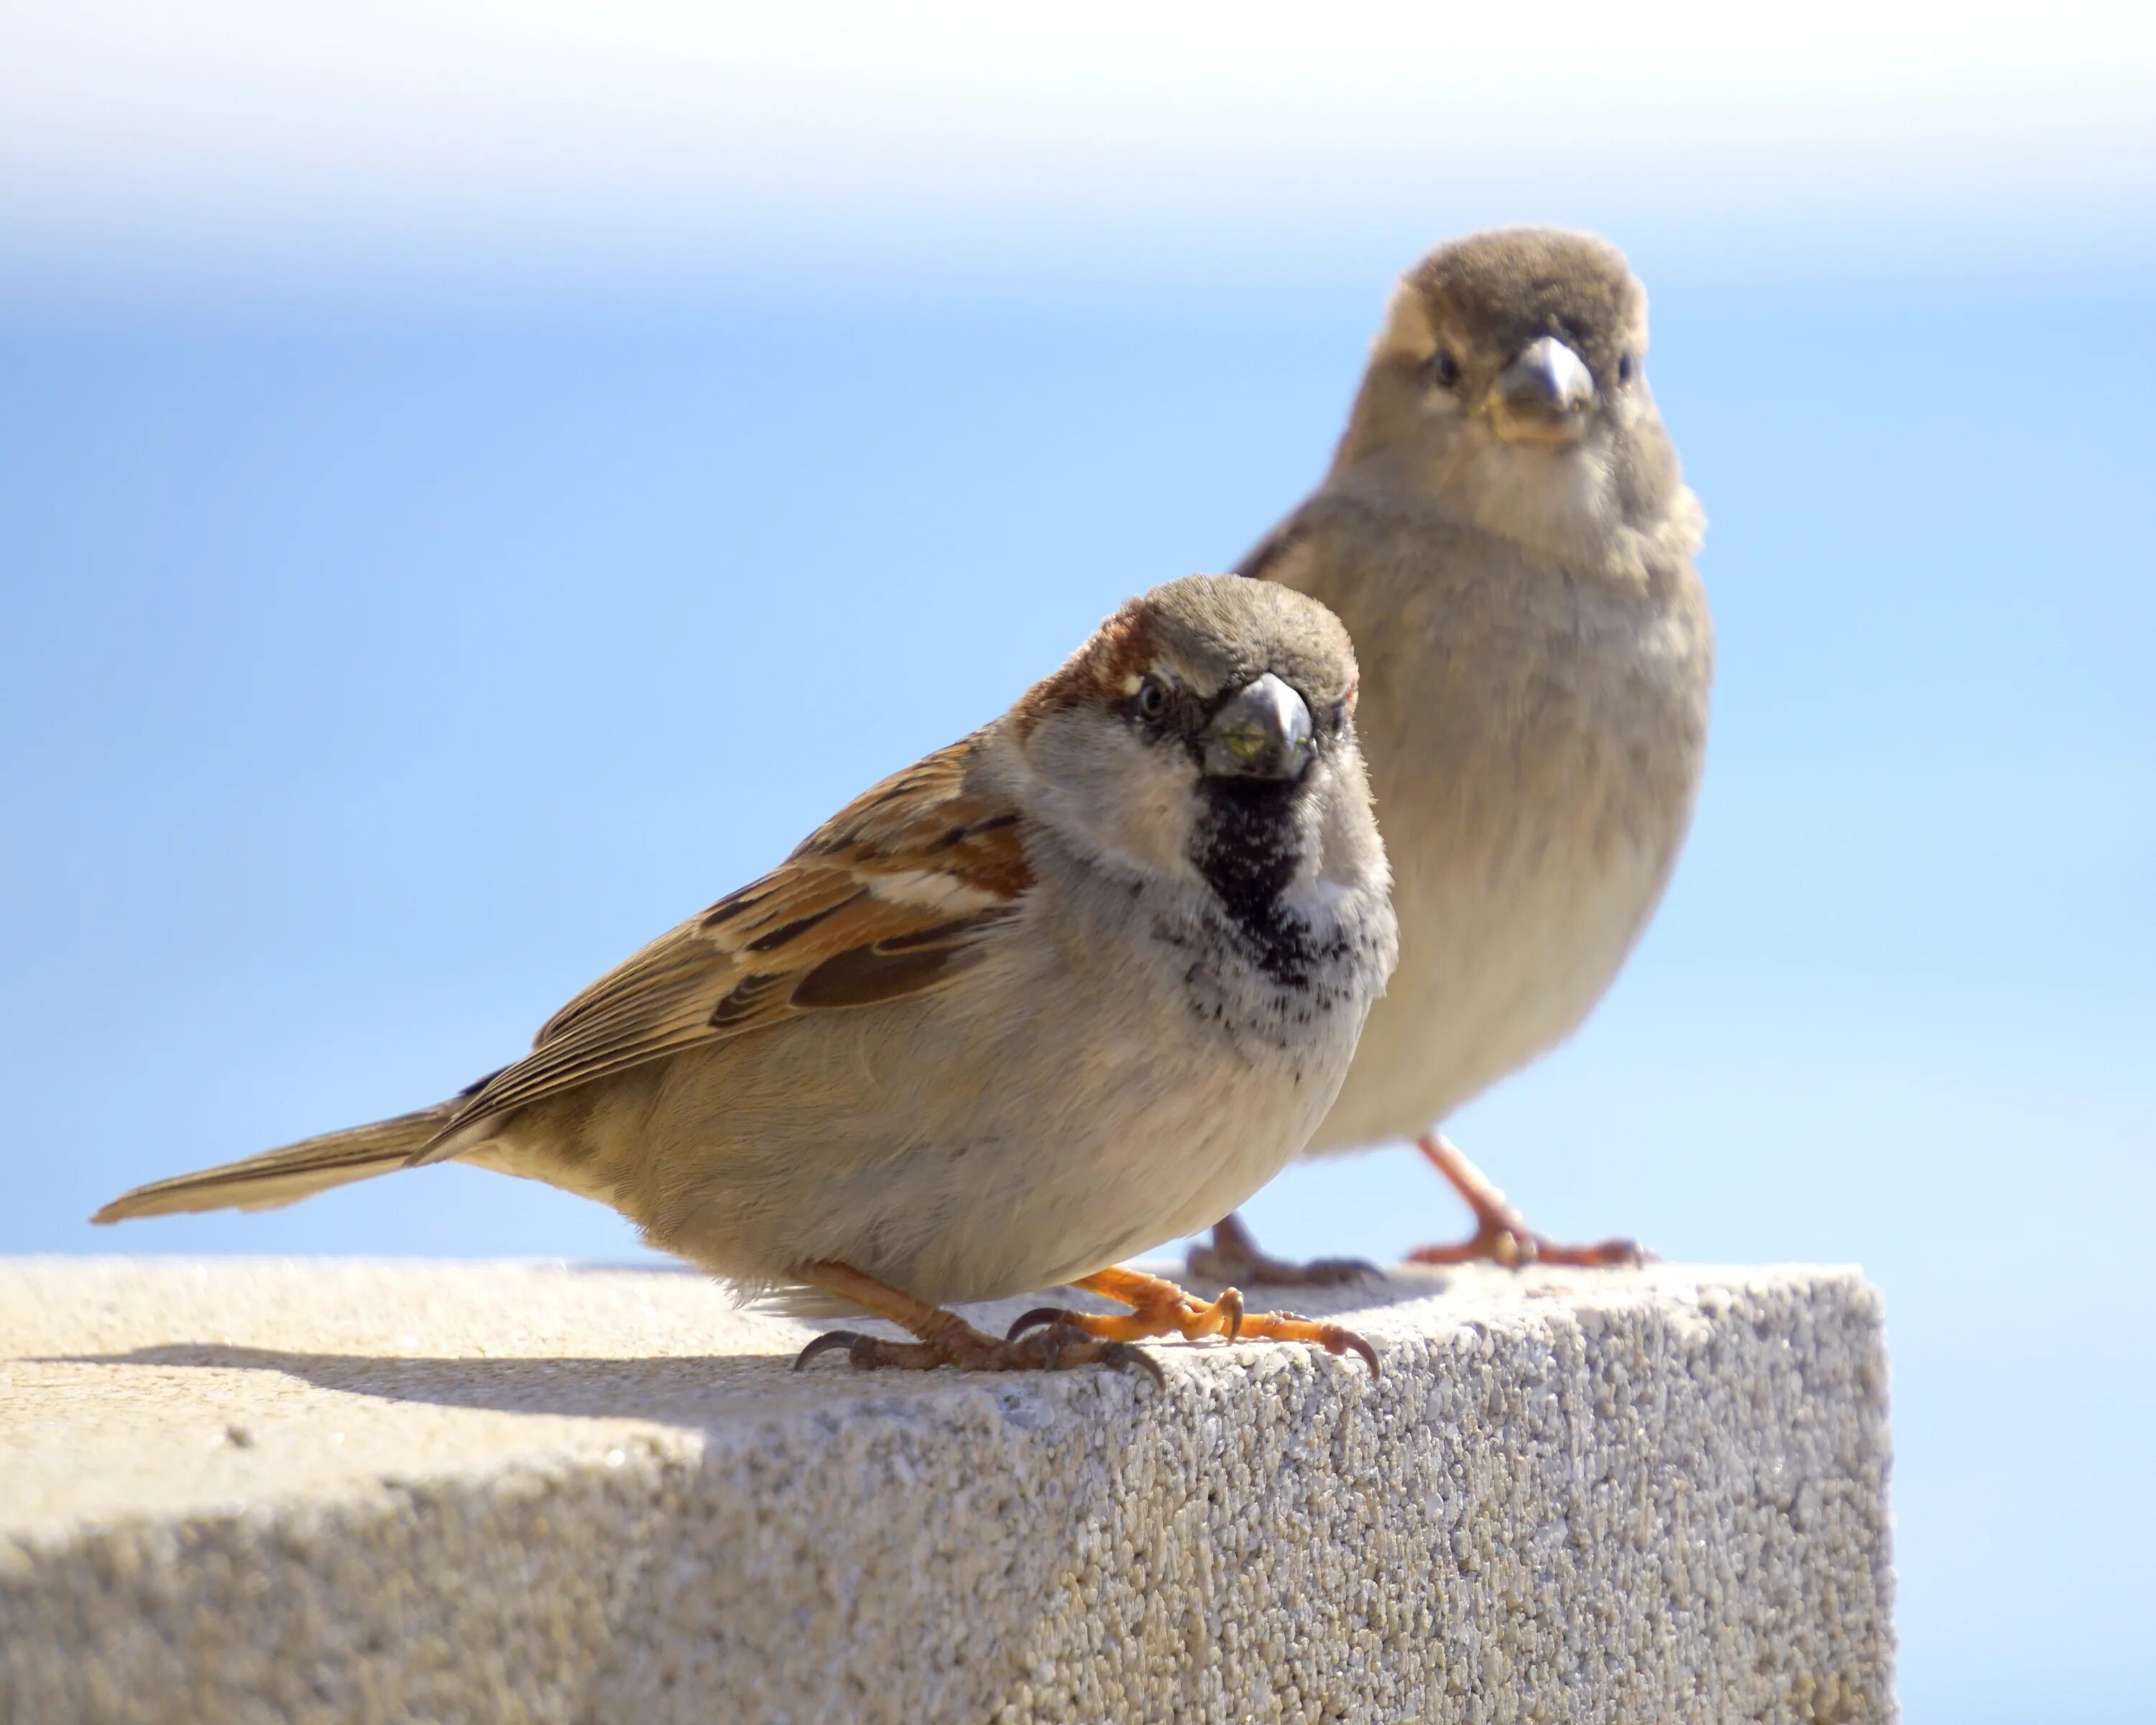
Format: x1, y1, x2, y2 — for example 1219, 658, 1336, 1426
98, 576, 1398, 1378
1194, 226, 1713, 1284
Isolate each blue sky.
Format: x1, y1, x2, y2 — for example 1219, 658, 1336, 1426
4, 7, 2154, 1719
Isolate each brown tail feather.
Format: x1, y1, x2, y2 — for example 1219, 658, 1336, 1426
91, 1105, 456, 1223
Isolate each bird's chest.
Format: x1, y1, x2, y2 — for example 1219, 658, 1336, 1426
1370, 557, 1708, 876
1153, 901, 1350, 1054
1049, 888, 1382, 1207
1362, 564, 1708, 1057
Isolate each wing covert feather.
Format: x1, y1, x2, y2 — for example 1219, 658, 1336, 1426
416, 737, 1029, 1150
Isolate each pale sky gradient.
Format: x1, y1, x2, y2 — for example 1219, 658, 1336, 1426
6, 1, 2155, 296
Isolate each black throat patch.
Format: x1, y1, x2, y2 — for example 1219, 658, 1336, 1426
1191, 778, 1322, 985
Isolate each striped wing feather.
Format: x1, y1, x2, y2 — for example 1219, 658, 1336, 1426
413, 738, 1029, 1155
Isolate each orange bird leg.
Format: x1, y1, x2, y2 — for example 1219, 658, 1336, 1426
791, 1260, 1162, 1386
1009, 1264, 1378, 1376
1404, 1133, 1650, 1269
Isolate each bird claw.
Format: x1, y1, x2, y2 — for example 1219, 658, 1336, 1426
1006, 1305, 1076, 1342
792, 1317, 1164, 1388
1082, 1338, 1168, 1389
1245, 1308, 1382, 1376
792, 1328, 875, 1371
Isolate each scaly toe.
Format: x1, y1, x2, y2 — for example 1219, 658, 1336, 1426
793, 1329, 954, 1372
794, 1317, 1161, 1384
1236, 1310, 1382, 1376
1406, 1223, 1532, 1268
1548, 1237, 1652, 1268
1290, 1256, 1381, 1287
1407, 1223, 1656, 1271
1003, 1320, 1164, 1387
1190, 1246, 1376, 1287
795, 1330, 911, 1371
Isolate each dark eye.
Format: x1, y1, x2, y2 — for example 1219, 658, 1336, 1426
1617, 352, 1636, 384
1429, 349, 1461, 389
1330, 700, 1349, 730
1135, 677, 1168, 719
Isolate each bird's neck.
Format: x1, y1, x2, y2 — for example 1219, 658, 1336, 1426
1326, 450, 1697, 586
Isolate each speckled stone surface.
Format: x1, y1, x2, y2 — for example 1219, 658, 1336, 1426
0, 1259, 1893, 1724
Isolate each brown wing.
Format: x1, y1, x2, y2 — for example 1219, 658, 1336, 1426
410, 737, 1029, 1158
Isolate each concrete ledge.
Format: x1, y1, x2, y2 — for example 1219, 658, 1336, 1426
1, 1259, 1894, 1724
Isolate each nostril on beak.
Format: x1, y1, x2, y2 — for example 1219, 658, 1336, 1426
1500, 336, 1594, 413
1202, 673, 1315, 782
1490, 336, 1595, 445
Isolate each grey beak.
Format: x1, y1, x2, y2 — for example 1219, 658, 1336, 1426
1202, 672, 1315, 781
1491, 335, 1595, 443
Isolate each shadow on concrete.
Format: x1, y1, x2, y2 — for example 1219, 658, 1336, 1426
40, 1340, 874, 1424
42, 1272, 1442, 1424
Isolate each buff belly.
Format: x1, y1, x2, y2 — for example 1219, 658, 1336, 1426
1304, 825, 1675, 1153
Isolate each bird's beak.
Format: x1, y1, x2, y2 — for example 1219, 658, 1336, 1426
1202, 673, 1316, 782
1487, 335, 1596, 448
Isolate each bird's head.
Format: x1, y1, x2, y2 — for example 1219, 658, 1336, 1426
1007, 575, 1385, 922
1332, 226, 1682, 557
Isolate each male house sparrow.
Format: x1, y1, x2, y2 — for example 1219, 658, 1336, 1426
98, 576, 1399, 1377
1194, 227, 1712, 1282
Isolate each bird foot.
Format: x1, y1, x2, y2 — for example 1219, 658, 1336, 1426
794, 1315, 1164, 1387
1405, 1133, 1652, 1269
1189, 1213, 1377, 1287
1403, 1219, 1649, 1269
787, 1259, 1162, 1384
1186, 1245, 1377, 1286
1011, 1265, 1378, 1375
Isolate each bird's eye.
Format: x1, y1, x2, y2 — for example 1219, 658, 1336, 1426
1429, 349, 1462, 390
1135, 677, 1168, 719
1330, 700, 1349, 730
1617, 353, 1636, 385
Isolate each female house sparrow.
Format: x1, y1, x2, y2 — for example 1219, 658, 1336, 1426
97, 576, 1398, 1377
1196, 227, 1713, 1282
